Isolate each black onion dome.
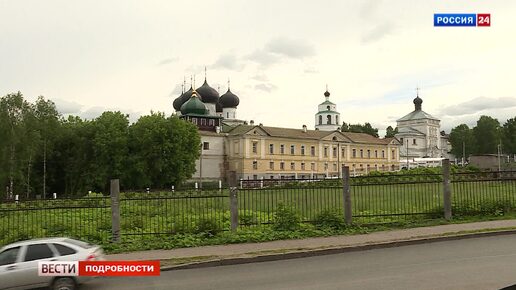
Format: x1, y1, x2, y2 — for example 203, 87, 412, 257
180, 86, 195, 104
219, 88, 240, 108
173, 94, 183, 111
413, 96, 423, 110
324, 90, 330, 97
196, 80, 219, 103
216, 102, 223, 113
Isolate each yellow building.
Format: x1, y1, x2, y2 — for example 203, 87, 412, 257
224, 124, 401, 179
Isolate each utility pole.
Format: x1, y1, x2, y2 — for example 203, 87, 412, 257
497, 143, 502, 172
199, 143, 203, 190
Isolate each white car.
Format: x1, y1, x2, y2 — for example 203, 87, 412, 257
0, 237, 105, 290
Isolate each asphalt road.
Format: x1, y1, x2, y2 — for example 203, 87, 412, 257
83, 234, 516, 290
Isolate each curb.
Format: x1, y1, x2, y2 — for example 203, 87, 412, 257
161, 229, 516, 271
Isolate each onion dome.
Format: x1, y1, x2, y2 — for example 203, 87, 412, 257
173, 92, 184, 111
196, 80, 219, 103
413, 96, 423, 111
180, 91, 209, 115
216, 102, 223, 113
219, 88, 240, 108
324, 90, 330, 97
180, 86, 195, 104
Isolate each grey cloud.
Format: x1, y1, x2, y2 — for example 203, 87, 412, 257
251, 73, 269, 82
158, 57, 178, 66
169, 84, 183, 97
265, 37, 315, 59
361, 23, 394, 44
254, 83, 277, 93
439, 97, 516, 117
212, 53, 245, 71
247, 49, 281, 66
304, 67, 318, 74
53, 98, 83, 114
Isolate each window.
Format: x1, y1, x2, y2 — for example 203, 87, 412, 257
336, 115, 339, 125
0, 247, 20, 266
400, 138, 404, 143
24, 244, 54, 262
311, 163, 315, 170
327, 105, 330, 110
367, 150, 371, 158
382, 150, 385, 158
209, 119, 214, 126
318, 115, 322, 125
52, 244, 76, 256
375, 150, 378, 158
360, 149, 363, 158
333, 163, 337, 171
290, 145, 295, 155
327, 115, 331, 124
324, 163, 328, 170
290, 162, 295, 170
280, 144, 285, 154
192, 118, 198, 125
301, 162, 305, 170
253, 175, 258, 179
280, 162, 285, 170
341, 147, 346, 158
311, 146, 316, 156
269, 162, 274, 170
252, 161, 258, 170
324, 147, 328, 157
201, 119, 206, 126
226, 112, 229, 118
333, 147, 337, 158
301, 145, 305, 155
270, 175, 274, 179
392, 150, 396, 158
413, 139, 417, 145
269, 144, 274, 154
203, 142, 209, 150
352, 149, 356, 158
252, 142, 258, 153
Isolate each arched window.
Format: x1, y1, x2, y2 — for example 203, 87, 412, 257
327, 115, 331, 124
327, 105, 330, 111
336, 115, 339, 125
318, 115, 322, 125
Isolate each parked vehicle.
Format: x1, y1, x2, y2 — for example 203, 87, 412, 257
0, 237, 105, 290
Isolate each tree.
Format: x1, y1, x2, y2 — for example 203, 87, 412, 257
341, 122, 349, 132
449, 124, 476, 160
346, 122, 379, 137
502, 117, 516, 154
473, 115, 501, 154
127, 113, 200, 189
385, 126, 398, 138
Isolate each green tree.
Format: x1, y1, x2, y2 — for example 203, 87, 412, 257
127, 113, 200, 189
385, 126, 398, 138
449, 124, 476, 160
341, 122, 349, 132
90, 111, 130, 191
502, 117, 516, 154
473, 115, 501, 154
347, 122, 379, 137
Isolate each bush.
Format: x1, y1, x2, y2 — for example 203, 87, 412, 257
194, 218, 221, 236
272, 203, 301, 231
314, 209, 345, 230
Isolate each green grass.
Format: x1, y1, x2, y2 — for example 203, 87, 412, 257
0, 180, 515, 251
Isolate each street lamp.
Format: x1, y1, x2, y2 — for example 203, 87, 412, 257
199, 143, 203, 190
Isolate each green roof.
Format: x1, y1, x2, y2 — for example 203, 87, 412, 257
315, 110, 340, 115
180, 92, 208, 115
319, 100, 335, 106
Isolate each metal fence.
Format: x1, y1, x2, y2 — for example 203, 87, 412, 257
1, 163, 516, 247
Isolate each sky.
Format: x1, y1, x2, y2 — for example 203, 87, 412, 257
1, 0, 516, 136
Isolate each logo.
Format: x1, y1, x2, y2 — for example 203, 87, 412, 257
434, 13, 490, 27
39, 260, 160, 277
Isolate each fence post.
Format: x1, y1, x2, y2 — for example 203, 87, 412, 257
442, 159, 452, 221
110, 179, 121, 243
229, 172, 239, 231
342, 166, 352, 225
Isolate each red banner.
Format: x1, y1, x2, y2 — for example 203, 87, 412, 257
79, 260, 161, 276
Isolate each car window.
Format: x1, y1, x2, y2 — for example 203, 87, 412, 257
0, 247, 20, 266
24, 244, 54, 262
53, 244, 77, 256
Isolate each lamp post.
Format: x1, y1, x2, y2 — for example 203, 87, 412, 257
199, 143, 203, 190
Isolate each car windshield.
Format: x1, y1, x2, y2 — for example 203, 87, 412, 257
64, 239, 93, 249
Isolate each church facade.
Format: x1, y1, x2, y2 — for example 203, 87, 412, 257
173, 78, 402, 182
395, 93, 452, 165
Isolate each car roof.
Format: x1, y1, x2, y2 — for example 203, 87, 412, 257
2, 237, 69, 249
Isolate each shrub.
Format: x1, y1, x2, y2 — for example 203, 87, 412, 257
272, 203, 301, 231
314, 209, 345, 230
194, 218, 221, 236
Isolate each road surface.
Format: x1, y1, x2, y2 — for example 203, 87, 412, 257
83, 234, 516, 290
